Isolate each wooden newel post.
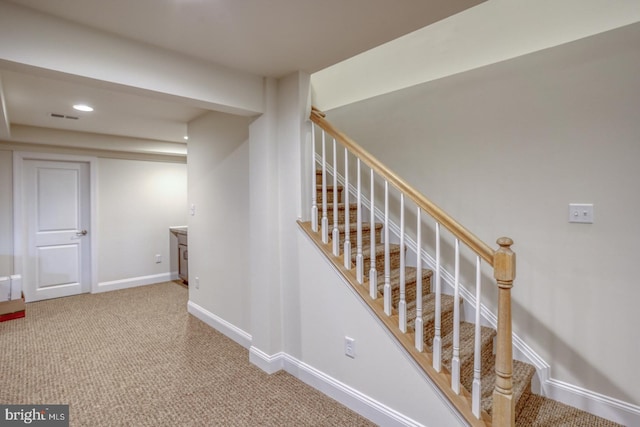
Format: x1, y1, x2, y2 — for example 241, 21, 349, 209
492, 237, 516, 427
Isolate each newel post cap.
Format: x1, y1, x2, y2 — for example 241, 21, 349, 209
494, 237, 516, 283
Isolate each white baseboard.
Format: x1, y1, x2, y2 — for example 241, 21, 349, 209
95, 273, 174, 293
248, 347, 427, 427
187, 300, 252, 349
542, 378, 640, 426
249, 347, 285, 374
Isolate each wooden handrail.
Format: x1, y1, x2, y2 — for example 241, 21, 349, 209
310, 107, 495, 265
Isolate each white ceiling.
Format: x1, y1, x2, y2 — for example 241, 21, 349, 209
0, 0, 483, 145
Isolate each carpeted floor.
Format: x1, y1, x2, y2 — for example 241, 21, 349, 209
0, 282, 376, 427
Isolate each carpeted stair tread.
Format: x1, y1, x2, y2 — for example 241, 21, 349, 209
336, 221, 382, 234
351, 242, 402, 272
321, 202, 360, 225
439, 322, 496, 388
333, 222, 383, 248
515, 394, 624, 426
406, 293, 458, 347
316, 169, 334, 185
374, 266, 432, 308
480, 358, 537, 417
316, 184, 343, 204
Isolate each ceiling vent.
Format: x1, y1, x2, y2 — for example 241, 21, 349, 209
50, 113, 79, 120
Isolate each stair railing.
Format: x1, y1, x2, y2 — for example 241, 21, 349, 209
309, 106, 516, 426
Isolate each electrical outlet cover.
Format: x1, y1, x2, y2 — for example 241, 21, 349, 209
569, 203, 594, 223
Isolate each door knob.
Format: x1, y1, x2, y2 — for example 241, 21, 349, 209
76, 230, 88, 236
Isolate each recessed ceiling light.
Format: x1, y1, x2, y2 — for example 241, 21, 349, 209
183, 136, 189, 140
73, 104, 94, 112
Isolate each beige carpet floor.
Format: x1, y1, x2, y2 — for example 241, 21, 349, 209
0, 282, 376, 427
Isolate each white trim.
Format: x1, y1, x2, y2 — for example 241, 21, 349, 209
248, 346, 432, 427
12, 152, 24, 286
286, 356, 433, 427
542, 378, 640, 426
96, 273, 173, 293
89, 156, 98, 295
187, 300, 252, 349
248, 347, 285, 374
13, 151, 98, 302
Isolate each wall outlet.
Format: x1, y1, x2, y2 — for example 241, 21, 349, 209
155, 254, 162, 263
569, 203, 594, 223
345, 336, 356, 358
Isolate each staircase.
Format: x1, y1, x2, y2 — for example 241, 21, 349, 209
300, 109, 624, 426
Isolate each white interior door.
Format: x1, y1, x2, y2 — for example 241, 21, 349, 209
23, 159, 91, 302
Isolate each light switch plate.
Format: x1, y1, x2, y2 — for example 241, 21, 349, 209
344, 336, 356, 358
569, 203, 594, 223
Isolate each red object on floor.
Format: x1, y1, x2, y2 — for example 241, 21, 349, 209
0, 310, 25, 322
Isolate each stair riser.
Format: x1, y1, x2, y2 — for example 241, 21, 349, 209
316, 188, 343, 204
334, 226, 382, 250
378, 274, 431, 309
441, 326, 495, 397
404, 293, 456, 347
358, 247, 402, 274
316, 205, 359, 229
423, 303, 456, 348
318, 223, 381, 250
315, 171, 330, 185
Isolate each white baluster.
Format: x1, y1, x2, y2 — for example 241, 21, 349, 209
356, 159, 363, 284
311, 123, 318, 232
414, 207, 423, 351
451, 238, 461, 394
332, 138, 339, 256
383, 180, 391, 315
321, 131, 328, 244
343, 148, 351, 269
398, 193, 406, 331
369, 168, 377, 299
433, 223, 442, 372
472, 255, 482, 418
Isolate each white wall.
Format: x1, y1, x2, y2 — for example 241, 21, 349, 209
248, 78, 284, 356
244, 72, 464, 426
187, 111, 252, 334
0, 144, 187, 293
312, 0, 640, 111
296, 230, 464, 427
277, 72, 309, 358
325, 24, 640, 406
0, 149, 12, 277
97, 158, 187, 286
